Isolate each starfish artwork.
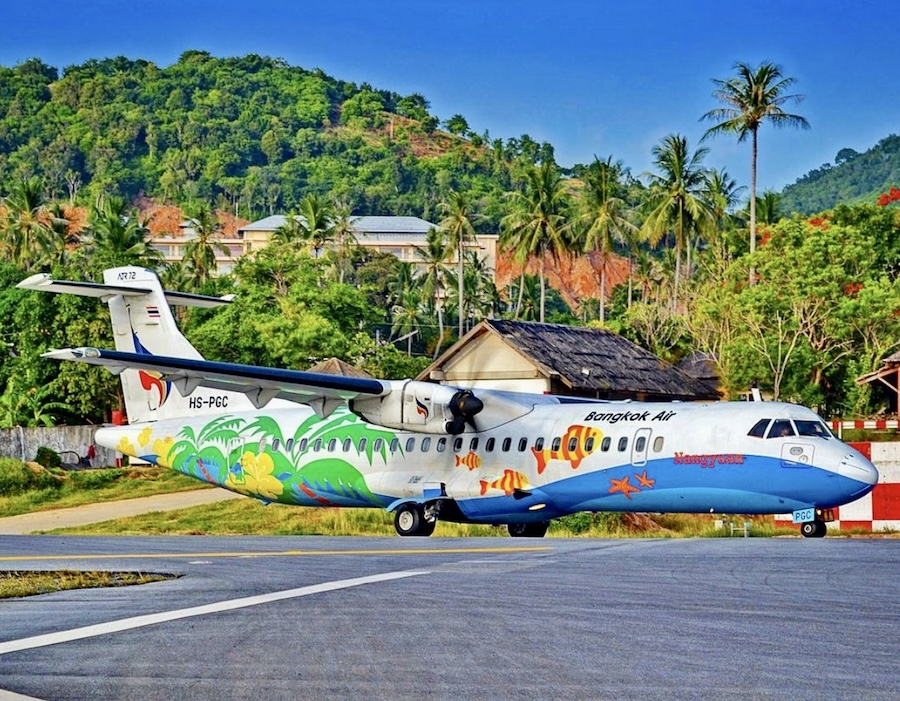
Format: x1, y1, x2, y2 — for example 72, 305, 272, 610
608, 475, 641, 499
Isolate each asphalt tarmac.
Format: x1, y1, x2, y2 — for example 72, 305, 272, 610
0, 536, 897, 701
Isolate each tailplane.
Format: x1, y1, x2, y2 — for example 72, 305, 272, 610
17, 266, 254, 423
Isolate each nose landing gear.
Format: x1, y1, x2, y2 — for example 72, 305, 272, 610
800, 519, 827, 538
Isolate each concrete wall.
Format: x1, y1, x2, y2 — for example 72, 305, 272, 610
0, 426, 117, 468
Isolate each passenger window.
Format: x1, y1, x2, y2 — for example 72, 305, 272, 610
502, 437, 511, 452
358, 437, 367, 453
748, 419, 770, 438
406, 437, 415, 452
327, 438, 337, 452
486, 437, 495, 452
551, 437, 562, 452
437, 437, 447, 453
312, 438, 322, 452
373, 438, 384, 453
601, 437, 611, 452
768, 420, 795, 438
285, 438, 294, 452
343, 438, 353, 452
453, 437, 463, 452
272, 438, 281, 452
567, 436, 578, 452
653, 436, 664, 452
298, 438, 308, 452
421, 437, 431, 452
469, 437, 479, 451
618, 437, 628, 452
534, 437, 544, 451
585, 437, 595, 452
389, 438, 399, 452
635, 436, 646, 452
518, 437, 528, 452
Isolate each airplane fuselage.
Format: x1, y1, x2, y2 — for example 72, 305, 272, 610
97, 397, 878, 525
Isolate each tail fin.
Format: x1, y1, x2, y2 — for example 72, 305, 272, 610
18, 266, 254, 423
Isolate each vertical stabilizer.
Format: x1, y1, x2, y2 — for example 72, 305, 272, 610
17, 266, 254, 423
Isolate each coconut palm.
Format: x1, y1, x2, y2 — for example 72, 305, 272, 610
701, 61, 809, 271
704, 168, 746, 258
502, 161, 571, 322
183, 204, 229, 288
80, 195, 162, 272
0, 176, 62, 268
330, 197, 357, 284
439, 190, 479, 338
413, 227, 451, 358
575, 156, 638, 323
642, 134, 713, 308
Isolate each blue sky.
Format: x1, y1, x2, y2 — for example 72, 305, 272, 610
1, 1, 897, 194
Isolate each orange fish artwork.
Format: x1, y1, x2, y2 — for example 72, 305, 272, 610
480, 469, 529, 496
532, 424, 603, 474
455, 451, 482, 471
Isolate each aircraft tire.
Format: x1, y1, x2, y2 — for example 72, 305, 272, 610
507, 522, 549, 538
394, 504, 436, 537
800, 520, 827, 538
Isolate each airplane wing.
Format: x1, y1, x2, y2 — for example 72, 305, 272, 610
43, 347, 389, 415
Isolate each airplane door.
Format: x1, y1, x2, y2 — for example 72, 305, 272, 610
631, 428, 652, 467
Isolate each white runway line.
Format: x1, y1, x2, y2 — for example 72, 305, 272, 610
0, 569, 429, 656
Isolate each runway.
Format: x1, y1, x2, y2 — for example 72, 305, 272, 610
0, 537, 897, 701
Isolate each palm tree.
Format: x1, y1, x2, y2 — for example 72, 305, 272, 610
298, 193, 336, 258
642, 134, 713, 308
330, 198, 357, 284
391, 288, 426, 354
502, 162, 571, 322
756, 190, 783, 226
705, 168, 746, 258
413, 228, 450, 358
701, 61, 809, 271
439, 190, 478, 338
0, 176, 60, 268
80, 195, 162, 271
183, 204, 229, 288
575, 156, 638, 322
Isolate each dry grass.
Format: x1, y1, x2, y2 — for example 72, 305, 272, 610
0, 570, 177, 599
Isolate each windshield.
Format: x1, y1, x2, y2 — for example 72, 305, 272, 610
794, 420, 833, 438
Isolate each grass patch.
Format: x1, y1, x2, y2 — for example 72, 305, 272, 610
0, 570, 177, 599
0, 463, 209, 518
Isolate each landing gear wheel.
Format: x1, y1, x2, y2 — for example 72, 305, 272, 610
507, 521, 549, 538
394, 504, 436, 537
800, 520, 827, 538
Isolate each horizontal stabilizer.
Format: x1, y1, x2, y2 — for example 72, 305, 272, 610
17, 273, 234, 308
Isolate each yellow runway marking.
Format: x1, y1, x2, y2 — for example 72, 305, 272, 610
0, 546, 550, 563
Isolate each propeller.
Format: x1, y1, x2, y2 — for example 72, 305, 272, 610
445, 389, 484, 435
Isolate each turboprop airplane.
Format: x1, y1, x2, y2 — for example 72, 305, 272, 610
18, 266, 878, 538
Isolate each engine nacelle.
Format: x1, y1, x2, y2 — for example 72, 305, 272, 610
350, 380, 479, 434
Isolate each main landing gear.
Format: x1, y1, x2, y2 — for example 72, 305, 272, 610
507, 522, 549, 538
800, 520, 827, 538
393, 503, 436, 537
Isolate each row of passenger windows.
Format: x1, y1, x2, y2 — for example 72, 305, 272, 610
262, 434, 666, 456
747, 418, 833, 439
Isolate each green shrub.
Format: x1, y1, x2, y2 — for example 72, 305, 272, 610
69, 469, 124, 490
34, 447, 62, 470
0, 458, 64, 496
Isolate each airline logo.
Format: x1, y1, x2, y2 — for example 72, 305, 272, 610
415, 398, 429, 418
140, 369, 171, 409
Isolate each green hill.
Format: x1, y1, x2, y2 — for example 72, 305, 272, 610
780, 134, 900, 214
0, 52, 556, 230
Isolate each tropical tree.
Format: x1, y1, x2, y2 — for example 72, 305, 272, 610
502, 161, 571, 322
183, 204, 229, 288
0, 176, 63, 268
439, 190, 479, 338
642, 134, 713, 307
413, 227, 450, 358
330, 197, 357, 284
701, 61, 810, 272
298, 193, 336, 258
79, 195, 162, 272
574, 156, 637, 322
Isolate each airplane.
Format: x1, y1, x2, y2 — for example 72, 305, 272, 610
17, 266, 879, 538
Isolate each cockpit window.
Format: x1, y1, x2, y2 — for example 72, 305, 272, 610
795, 420, 833, 438
748, 419, 770, 438
767, 419, 795, 438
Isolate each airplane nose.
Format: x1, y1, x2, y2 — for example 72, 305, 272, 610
839, 452, 879, 486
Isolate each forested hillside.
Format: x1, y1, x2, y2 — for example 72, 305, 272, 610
0, 52, 557, 230
780, 134, 900, 214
